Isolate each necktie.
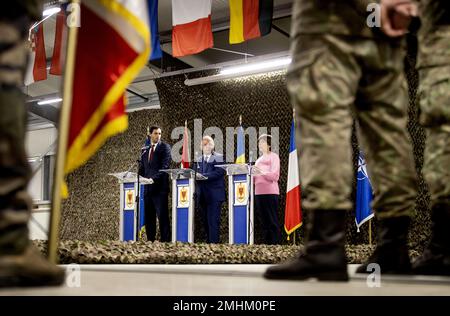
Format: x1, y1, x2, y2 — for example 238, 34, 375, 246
148, 145, 155, 162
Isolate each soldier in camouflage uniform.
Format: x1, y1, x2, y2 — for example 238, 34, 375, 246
0, 1, 64, 287
412, 0, 450, 276
264, 0, 418, 281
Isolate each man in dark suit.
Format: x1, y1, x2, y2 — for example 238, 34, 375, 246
193, 136, 226, 243
139, 126, 172, 242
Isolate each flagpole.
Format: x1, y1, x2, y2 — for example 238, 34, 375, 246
292, 107, 296, 247
48, 0, 79, 264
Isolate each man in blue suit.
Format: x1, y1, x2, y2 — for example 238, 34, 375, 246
139, 126, 172, 242
193, 136, 226, 243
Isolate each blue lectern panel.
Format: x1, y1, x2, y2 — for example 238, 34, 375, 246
233, 174, 248, 244
176, 209, 189, 242
176, 178, 190, 242
123, 210, 135, 241
123, 182, 135, 241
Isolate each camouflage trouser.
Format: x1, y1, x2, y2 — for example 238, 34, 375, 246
418, 25, 450, 207
0, 16, 34, 254
288, 34, 418, 218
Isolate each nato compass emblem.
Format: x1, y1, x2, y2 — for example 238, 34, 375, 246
357, 153, 370, 182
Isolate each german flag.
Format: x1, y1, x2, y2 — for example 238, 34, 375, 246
229, 0, 273, 44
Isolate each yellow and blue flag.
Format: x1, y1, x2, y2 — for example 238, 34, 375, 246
236, 117, 245, 164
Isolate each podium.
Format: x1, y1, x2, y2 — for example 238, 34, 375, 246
160, 168, 207, 243
215, 164, 264, 245
109, 172, 153, 241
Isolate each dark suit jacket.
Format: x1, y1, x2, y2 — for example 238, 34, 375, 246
192, 152, 226, 202
139, 141, 171, 194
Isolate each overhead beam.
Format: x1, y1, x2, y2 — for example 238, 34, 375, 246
27, 102, 59, 126
148, 51, 193, 72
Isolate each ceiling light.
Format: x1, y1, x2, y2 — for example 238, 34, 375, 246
43, 7, 61, 17
184, 56, 291, 86
220, 57, 291, 76
38, 98, 62, 105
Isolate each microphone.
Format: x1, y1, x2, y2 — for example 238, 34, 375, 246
249, 151, 254, 164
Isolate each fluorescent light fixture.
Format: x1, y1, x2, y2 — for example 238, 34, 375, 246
220, 57, 291, 75
184, 57, 291, 86
43, 7, 61, 17
37, 98, 62, 105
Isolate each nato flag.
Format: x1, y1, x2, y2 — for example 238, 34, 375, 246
355, 152, 374, 232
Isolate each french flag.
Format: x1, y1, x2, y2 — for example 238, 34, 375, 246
284, 118, 302, 239
171, 0, 213, 57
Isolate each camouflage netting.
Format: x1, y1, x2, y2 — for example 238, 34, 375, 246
33, 240, 420, 264
60, 38, 430, 255
60, 110, 166, 240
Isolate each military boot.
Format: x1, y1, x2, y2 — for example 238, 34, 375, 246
0, 208, 65, 288
412, 203, 450, 276
264, 210, 348, 281
0, 242, 65, 287
356, 216, 411, 274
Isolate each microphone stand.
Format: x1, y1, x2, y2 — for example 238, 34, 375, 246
193, 151, 199, 238
248, 151, 253, 244
136, 159, 141, 241
123, 160, 136, 181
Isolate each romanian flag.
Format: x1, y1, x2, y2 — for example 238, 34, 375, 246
63, 0, 150, 194
229, 0, 274, 44
284, 118, 302, 239
49, 8, 67, 75
24, 24, 47, 85
172, 0, 213, 57
181, 121, 190, 168
235, 118, 245, 164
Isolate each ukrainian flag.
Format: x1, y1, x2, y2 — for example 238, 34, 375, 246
236, 118, 245, 164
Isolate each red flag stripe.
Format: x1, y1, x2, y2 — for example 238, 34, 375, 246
284, 185, 302, 235
243, 0, 261, 41
33, 25, 47, 81
50, 10, 66, 75
172, 15, 213, 57
89, 95, 126, 141
181, 125, 190, 168
68, 3, 138, 149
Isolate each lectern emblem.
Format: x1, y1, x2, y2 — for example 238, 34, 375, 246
124, 189, 135, 210
177, 185, 190, 208
180, 187, 188, 205
234, 181, 248, 206
237, 183, 246, 202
